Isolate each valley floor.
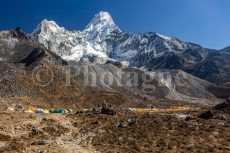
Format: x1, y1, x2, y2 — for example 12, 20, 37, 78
0, 99, 229, 153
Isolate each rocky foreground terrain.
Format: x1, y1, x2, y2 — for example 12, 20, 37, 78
0, 99, 229, 153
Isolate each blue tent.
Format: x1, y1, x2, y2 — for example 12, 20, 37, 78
36, 110, 44, 114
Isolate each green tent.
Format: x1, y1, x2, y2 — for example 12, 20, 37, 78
49, 109, 65, 114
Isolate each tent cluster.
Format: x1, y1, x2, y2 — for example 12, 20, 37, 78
129, 106, 194, 113
25, 107, 75, 114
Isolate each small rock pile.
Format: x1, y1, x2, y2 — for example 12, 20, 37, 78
92, 104, 116, 115
198, 98, 230, 120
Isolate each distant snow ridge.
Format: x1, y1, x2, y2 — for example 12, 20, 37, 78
32, 11, 199, 65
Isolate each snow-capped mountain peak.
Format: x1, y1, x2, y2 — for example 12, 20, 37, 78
85, 11, 116, 30
32, 12, 119, 63
84, 11, 120, 41
32, 19, 65, 36
91, 11, 114, 24
32, 19, 81, 58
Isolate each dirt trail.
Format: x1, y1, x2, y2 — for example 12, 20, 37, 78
0, 111, 99, 153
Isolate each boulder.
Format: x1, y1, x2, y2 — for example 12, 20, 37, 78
116, 121, 128, 128
213, 99, 230, 112
31, 140, 50, 145
198, 110, 214, 119
100, 106, 116, 115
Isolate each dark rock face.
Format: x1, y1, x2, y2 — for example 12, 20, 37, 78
105, 60, 122, 68
0, 28, 38, 63
213, 99, 230, 112
10, 27, 31, 40
198, 110, 214, 119
190, 52, 230, 84
227, 97, 230, 102
207, 85, 230, 99
20, 48, 46, 66
198, 99, 230, 120
131, 51, 185, 70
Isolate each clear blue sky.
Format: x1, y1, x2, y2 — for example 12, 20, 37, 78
0, 0, 230, 49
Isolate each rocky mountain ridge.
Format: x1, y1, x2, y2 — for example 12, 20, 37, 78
31, 11, 230, 84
